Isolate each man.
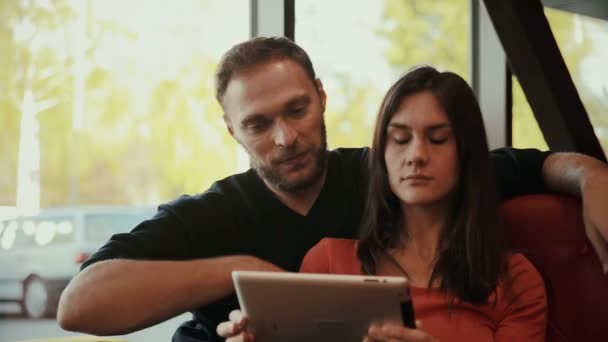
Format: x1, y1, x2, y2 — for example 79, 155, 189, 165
58, 37, 608, 341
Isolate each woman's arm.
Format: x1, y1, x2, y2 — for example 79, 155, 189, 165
495, 254, 547, 342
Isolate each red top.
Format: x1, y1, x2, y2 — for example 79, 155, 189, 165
300, 238, 547, 342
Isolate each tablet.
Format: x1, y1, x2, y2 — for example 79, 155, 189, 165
232, 271, 414, 342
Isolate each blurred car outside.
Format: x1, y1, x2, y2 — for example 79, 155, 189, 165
0, 206, 155, 319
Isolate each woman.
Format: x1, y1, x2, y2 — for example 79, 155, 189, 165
218, 66, 547, 342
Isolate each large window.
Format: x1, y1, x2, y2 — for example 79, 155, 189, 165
0, 0, 248, 339
295, 0, 470, 149
1, 0, 248, 213
511, 77, 549, 150
512, 8, 608, 155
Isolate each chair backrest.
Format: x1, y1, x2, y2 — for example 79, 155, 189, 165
499, 194, 608, 342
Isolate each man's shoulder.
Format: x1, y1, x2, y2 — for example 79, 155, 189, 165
330, 147, 369, 163
489, 147, 550, 165
160, 169, 259, 214
328, 147, 369, 179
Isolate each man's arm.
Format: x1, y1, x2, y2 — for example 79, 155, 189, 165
58, 193, 282, 335
542, 152, 608, 273
57, 255, 281, 336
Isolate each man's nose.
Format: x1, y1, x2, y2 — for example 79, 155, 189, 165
273, 119, 298, 148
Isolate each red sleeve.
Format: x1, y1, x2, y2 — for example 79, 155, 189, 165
299, 238, 331, 274
495, 254, 547, 342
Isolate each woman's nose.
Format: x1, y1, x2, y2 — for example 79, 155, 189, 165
406, 139, 429, 166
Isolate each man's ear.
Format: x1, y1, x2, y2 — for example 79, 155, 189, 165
223, 114, 235, 137
315, 78, 327, 112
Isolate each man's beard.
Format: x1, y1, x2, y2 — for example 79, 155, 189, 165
250, 121, 328, 193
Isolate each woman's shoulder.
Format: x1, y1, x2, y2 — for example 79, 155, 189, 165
505, 253, 540, 276
301, 238, 361, 274
318, 237, 358, 250
503, 253, 546, 301
311, 238, 359, 260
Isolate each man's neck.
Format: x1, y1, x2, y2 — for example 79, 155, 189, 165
263, 169, 328, 216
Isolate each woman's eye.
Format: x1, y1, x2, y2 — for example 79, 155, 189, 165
394, 137, 410, 144
429, 136, 449, 144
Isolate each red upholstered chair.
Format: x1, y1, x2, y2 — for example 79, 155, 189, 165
499, 194, 608, 342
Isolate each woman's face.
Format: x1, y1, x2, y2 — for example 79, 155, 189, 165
384, 91, 459, 206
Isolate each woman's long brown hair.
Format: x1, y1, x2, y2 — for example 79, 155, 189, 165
357, 66, 506, 304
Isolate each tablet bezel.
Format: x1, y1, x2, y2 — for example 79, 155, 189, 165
232, 271, 411, 342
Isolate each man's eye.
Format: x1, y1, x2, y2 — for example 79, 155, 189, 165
289, 106, 306, 117
246, 121, 269, 133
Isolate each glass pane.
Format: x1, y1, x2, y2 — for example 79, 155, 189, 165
511, 76, 549, 149
546, 8, 608, 156
0, 215, 79, 250
0, 0, 248, 338
84, 211, 152, 243
513, 8, 608, 155
295, 0, 470, 149
0, 0, 248, 212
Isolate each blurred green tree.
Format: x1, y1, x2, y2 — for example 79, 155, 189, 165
378, 1, 605, 155
379, 0, 469, 78
0, 0, 75, 208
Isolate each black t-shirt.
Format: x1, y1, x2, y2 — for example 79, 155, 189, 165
82, 147, 549, 341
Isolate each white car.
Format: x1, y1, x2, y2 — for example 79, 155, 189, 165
0, 206, 154, 318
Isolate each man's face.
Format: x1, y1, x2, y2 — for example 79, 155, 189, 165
222, 59, 328, 193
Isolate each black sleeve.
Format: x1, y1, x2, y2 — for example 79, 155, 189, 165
80, 192, 233, 271
491, 147, 552, 201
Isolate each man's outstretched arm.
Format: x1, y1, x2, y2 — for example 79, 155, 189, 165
542, 152, 608, 273
57, 255, 281, 336
57, 194, 283, 336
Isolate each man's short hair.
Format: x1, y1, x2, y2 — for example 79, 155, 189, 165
215, 36, 317, 105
